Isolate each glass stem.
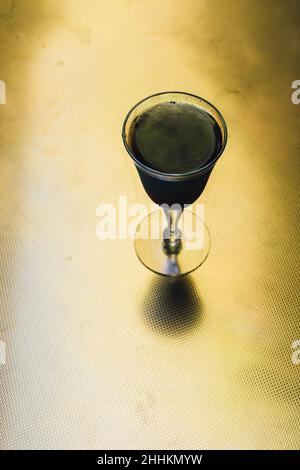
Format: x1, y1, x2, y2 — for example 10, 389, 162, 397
163, 205, 183, 254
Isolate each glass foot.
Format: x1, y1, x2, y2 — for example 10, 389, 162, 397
134, 210, 210, 276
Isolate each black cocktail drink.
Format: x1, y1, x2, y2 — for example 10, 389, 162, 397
128, 101, 223, 206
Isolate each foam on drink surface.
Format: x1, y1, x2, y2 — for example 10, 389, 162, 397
129, 101, 222, 174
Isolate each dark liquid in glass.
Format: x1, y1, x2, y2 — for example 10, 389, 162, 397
128, 101, 223, 206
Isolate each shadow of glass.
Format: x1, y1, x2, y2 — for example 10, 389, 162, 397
141, 274, 203, 338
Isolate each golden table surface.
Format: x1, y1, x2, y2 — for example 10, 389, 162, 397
0, 0, 299, 449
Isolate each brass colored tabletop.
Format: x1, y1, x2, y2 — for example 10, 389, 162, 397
0, 0, 299, 449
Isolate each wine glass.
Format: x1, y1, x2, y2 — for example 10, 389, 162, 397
122, 91, 227, 276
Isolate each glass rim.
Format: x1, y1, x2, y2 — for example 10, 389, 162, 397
122, 91, 228, 181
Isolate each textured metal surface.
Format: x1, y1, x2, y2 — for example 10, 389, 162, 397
0, 0, 299, 450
